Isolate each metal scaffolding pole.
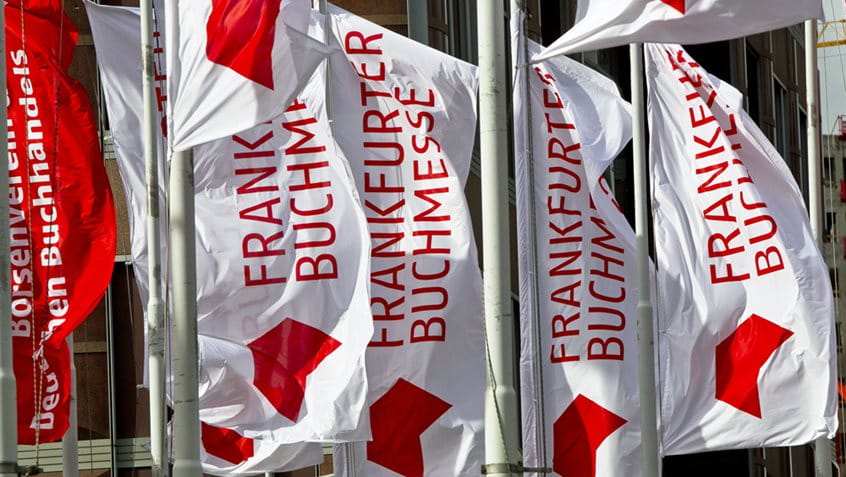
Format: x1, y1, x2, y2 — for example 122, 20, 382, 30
140, 0, 168, 473
477, 1, 520, 475
0, 0, 17, 473
807, 17, 833, 477
407, 0, 428, 44
630, 43, 662, 477
61, 336, 79, 477
170, 148, 201, 476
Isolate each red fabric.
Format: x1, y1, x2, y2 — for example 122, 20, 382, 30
552, 395, 627, 477
201, 422, 255, 465
7, 4, 116, 444
715, 314, 794, 419
205, 0, 281, 89
840, 180, 846, 202
660, 0, 687, 14
366, 379, 452, 477
247, 317, 341, 422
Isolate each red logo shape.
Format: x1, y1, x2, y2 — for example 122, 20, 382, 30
553, 395, 627, 477
659, 0, 686, 14
367, 379, 452, 477
206, 0, 280, 89
247, 318, 341, 422
716, 314, 794, 418
201, 422, 255, 465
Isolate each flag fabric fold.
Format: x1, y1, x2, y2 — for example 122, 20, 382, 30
200, 421, 323, 476
164, 0, 333, 150
191, 67, 373, 443
89, 1, 368, 463
534, 0, 823, 60
325, 5, 485, 475
646, 43, 837, 454
10, 1, 116, 444
512, 10, 641, 477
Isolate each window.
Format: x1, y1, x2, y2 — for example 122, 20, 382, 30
746, 45, 762, 123
825, 212, 836, 240
798, 109, 810, 206
773, 78, 790, 160
824, 156, 834, 185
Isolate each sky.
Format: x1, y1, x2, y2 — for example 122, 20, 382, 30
821, 0, 846, 133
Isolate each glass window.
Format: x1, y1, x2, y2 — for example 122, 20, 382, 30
773, 78, 790, 160
746, 46, 762, 123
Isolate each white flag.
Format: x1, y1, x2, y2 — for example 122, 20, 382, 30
86, 1, 166, 312
89, 0, 372, 445
647, 43, 837, 454
87, 2, 328, 471
200, 421, 323, 475
193, 68, 373, 443
325, 6, 485, 476
535, 0, 823, 60
512, 11, 641, 477
164, 0, 332, 150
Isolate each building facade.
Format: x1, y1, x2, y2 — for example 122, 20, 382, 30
13, 0, 834, 476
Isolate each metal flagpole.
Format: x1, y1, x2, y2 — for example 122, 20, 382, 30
477, 1, 520, 476
62, 335, 79, 477
407, 0, 428, 44
140, 0, 168, 473
510, 0, 549, 470
630, 43, 662, 477
806, 18, 833, 477
170, 148, 201, 476
0, 0, 18, 473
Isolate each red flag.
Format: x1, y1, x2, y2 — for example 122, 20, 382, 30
7, 3, 116, 444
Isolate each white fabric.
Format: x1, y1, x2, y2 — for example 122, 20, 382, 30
647, 43, 837, 454
192, 67, 373, 443
535, 0, 824, 59
86, 1, 166, 311
87, 2, 328, 471
325, 5, 485, 476
512, 11, 641, 477
200, 425, 324, 475
164, 0, 331, 150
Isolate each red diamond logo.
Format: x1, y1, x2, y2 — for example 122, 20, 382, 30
247, 318, 341, 422
206, 0, 280, 89
715, 314, 793, 418
201, 422, 255, 465
659, 0, 686, 14
367, 379, 452, 477
553, 395, 627, 477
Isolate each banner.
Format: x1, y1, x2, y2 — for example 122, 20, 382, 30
164, 0, 332, 150
192, 69, 372, 443
88, 0, 365, 456
647, 43, 837, 453
512, 11, 640, 477
86, 1, 166, 315
535, 0, 823, 59
326, 6, 485, 475
200, 421, 323, 475
9, 2, 116, 444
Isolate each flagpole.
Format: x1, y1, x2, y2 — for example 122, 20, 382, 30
477, 1, 520, 476
0, 0, 18, 473
807, 18, 833, 477
630, 42, 662, 477
407, 0, 428, 44
170, 148, 202, 476
140, 0, 168, 472
62, 335, 79, 477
